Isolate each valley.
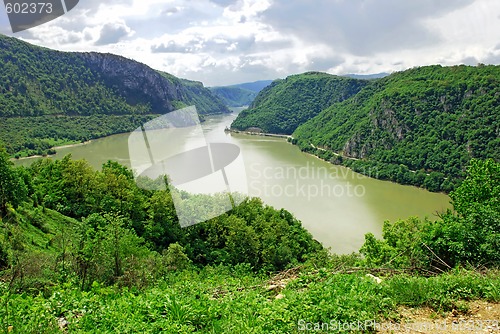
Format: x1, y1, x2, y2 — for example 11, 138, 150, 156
14, 109, 451, 253
0, 33, 499, 333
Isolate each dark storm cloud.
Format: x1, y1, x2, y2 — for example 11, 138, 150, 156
95, 22, 130, 45
261, 0, 475, 56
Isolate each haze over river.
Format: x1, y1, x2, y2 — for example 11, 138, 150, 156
16, 108, 451, 253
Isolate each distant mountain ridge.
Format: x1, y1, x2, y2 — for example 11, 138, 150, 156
343, 73, 389, 80
210, 80, 274, 107
233, 80, 274, 92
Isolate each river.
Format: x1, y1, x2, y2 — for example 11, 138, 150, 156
15, 108, 451, 253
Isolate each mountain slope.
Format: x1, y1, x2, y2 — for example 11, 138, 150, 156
230, 72, 369, 134
293, 64, 500, 191
210, 80, 273, 107
0, 34, 229, 117
0, 34, 229, 156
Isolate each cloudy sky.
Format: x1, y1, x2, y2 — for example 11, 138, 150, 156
1, 0, 500, 86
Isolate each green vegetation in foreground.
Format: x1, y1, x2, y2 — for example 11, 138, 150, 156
2, 266, 499, 333
0, 141, 499, 332
0, 34, 229, 156
231, 72, 368, 134
292, 65, 500, 192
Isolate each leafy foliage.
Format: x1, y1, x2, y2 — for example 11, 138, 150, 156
1, 154, 322, 287
1, 265, 499, 332
361, 158, 500, 270
231, 72, 368, 134
0, 145, 27, 216
1, 154, 499, 332
0, 34, 229, 156
294, 65, 500, 191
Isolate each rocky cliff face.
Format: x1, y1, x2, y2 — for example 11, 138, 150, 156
78, 52, 228, 115
0, 34, 228, 117
78, 53, 177, 113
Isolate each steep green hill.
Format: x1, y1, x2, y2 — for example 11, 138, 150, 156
0, 34, 228, 156
230, 72, 368, 134
293, 65, 500, 191
0, 34, 228, 117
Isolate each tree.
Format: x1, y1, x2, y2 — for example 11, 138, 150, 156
0, 145, 27, 216
450, 158, 500, 216
162, 243, 191, 271
420, 159, 500, 267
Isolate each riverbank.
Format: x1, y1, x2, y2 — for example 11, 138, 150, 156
11, 140, 94, 162
225, 128, 292, 139
297, 142, 455, 193
53, 140, 93, 150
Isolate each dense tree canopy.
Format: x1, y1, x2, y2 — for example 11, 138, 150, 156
231, 72, 368, 134
0, 153, 322, 291
361, 158, 500, 269
0, 34, 229, 156
293, 65, 500, 191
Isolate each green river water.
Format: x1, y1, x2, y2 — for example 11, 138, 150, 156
15, 109, 451, 253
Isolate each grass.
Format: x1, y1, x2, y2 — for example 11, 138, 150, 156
1, 266, 499, 333
383, 269, 500, 312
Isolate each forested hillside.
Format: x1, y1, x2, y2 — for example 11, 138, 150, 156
0, 34, 228, 156
0, 34, 228, 117
0, 143, 323, 284
293, 65, 500, 191
1, 144, 499, 331
230, 72, 368, 134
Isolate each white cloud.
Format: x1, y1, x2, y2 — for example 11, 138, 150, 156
95, 22, 133, 45
1, 0, 499, 85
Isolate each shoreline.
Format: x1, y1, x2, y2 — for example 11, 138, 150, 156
225, 128, 293, 139
53, 140, 93, 150
11, 140, 93, 161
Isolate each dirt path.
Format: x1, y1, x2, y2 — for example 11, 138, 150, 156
379, 301, 499, 333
